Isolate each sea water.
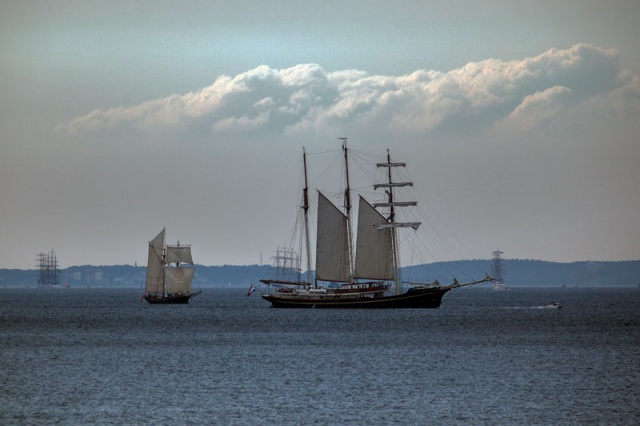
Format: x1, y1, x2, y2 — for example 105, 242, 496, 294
1, 287, 638, 425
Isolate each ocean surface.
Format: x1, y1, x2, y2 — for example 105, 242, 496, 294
1, 286, 638, 425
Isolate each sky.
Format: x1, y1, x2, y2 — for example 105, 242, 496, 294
1, 0, 639, 269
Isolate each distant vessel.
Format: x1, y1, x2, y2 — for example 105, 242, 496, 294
142, 228, 201, 304
36, 250, 60, 287
491, 250, 508, 290
257, 138, 490, 308
492, 281, 508, 291
544, 302, 562, 309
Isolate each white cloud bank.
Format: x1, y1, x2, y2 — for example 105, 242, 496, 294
57, 44, 639, 138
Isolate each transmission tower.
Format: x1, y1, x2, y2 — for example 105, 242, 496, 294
491, 250, 504, 283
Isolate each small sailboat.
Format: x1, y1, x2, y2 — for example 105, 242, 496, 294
257, 138, 490, 308
142, 228, 201, 304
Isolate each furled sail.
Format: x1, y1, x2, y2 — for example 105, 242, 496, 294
373, 182, 413, 189
376, 161, 406, 168
145, 228, 165, 294
165, 245, 194, 265
164, 266, 195, 294
376, 222, 421, 230
354, 196, 394, 280
315, 191, 351, 282
373, 201, 417, 207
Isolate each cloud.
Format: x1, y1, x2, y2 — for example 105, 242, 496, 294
498, 85, 575, 132
57, 44, 636, 138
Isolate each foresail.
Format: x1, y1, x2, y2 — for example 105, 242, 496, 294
165, 245, 194, 265
164, 266, 195, 294
150, 228, 165, 252
145, 228, 165, 294
315, 191, 351, 282
354, 196, 394, 280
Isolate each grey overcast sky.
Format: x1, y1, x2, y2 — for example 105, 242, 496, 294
1, 0, 639, 269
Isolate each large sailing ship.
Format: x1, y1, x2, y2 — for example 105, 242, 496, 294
257, 138, 490, 308
142, 228, 201, 304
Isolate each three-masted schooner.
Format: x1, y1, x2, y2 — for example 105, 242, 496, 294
257, 138, 490, 308
142, 228, 201, 304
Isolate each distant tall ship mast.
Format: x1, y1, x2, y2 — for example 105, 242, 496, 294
36, 250, 60, 287
491, 250, 508, 290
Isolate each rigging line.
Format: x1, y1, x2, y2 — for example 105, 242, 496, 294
417, 232, 484, 281
410, 214, 463, 268
348, 148, 386, 164
398, 162, 480, 266
348, 154, 379, 192
414, 188, 476, 262
349, 147, 381, 165
305, 148, 341, 156
388, 164, 486, 275
397, 223, 459, 283
403, 229, 418, 283
282, 202, 305, 256
308, 151, 343, 190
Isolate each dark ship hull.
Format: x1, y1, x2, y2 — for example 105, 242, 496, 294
143, 290, 201, 305
262, 286, 451, 309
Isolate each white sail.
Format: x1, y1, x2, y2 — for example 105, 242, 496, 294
145, 228, 165, 294
315, 191, 351, 282
165, 245, 194, 265
354, 196, 394, 280
164, 266, 195, 294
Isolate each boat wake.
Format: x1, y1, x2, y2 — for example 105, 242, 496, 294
502, 302, 562, 310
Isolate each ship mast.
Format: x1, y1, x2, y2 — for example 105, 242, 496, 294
340, 137, 355, 281
386, 149, 402, 294
375, 149, 421, 295
302, 147, 313, 288
162, 245, 167, 297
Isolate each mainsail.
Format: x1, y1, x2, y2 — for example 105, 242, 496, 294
315, 191, 351, 282
164, 265, 195, 294
164, 244, 195, 294
354, 196, 394, 281
145, 228, 165, 295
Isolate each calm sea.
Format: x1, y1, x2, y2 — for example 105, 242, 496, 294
1, 286, 638, 425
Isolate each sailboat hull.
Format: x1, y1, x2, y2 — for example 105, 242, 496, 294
262, 287, 451, 309
143, 290, 202, 305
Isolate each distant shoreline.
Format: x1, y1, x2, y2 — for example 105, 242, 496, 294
2, 260, 639, 288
